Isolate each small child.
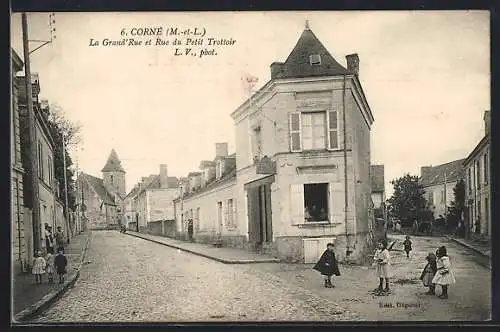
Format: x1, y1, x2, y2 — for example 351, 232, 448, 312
373, 239, 391, 294
432, 246, 456, 299
45, 252, 55, 283
313, 243, 341, 288
403, 235, 412, 258
54, 248, 68, 284
32, 251, 46, 284
420, 252, 437, 295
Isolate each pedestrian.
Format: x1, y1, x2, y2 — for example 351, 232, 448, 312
419, 252, 437, 295
45, 251, 55, 283
432, 246, 456, 299
54, 248, 68, 284
313, 243, 341, 288
32, 250, 46, 284
55, 226, 65, 252
373, 239, 391, 295
403, 235, 412, 258
45, 224, 54, 254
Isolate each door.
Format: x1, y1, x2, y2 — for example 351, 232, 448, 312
247, 187, 261, 244
217, 202, 223, 237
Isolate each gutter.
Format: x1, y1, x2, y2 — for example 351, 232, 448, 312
342, 74, 352, 258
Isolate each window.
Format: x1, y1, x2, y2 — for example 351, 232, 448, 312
216, 160, 225, 180
217, 201, 223, 228
37, 141, 44, 180
251, 126, 262, 162
195, 207, 201, 231
476, 160, 481, 189
303, 183, 329, 222
484, 197, 489, 229
110, 174, 114, 184
428, 192, 434, 205
48, 156, 52, 187
440, 190, 445, 204
225, 199, 235, 227
484, 152, 489, 184
468, 168, 472, 193
289, 110, 339, 152
309, 54, 321, 65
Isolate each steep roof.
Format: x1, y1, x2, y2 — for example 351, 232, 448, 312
81, 172, 115, 205
420, 159, 465, 187
271, 26, 349, 80
370, 165, 385, 193
101, 149, 126, 173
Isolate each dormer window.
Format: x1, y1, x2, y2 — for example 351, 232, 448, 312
216, 160, 225, 180
110, 175, 114, 184
309, 54, 321, 65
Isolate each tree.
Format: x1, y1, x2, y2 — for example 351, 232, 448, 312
43, 102, 82, 217
387, 174, 433, 225
446, 179, 465, 233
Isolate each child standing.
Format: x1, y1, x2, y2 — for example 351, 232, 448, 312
45, 252, 55, 283
420, 252, 437, 295
32, 251, 46, 284
403, 235, 412, 258
432, 246, 456, 299
54, 248, 68, 284
313, 243, 341, 288
373, 240, 391, 294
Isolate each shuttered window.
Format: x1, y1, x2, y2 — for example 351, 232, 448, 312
289, 110, 339, 152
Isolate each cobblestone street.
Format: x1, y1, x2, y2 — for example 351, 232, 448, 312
32, 231, 358, 322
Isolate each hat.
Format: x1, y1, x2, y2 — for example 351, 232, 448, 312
426, 252, 436, 261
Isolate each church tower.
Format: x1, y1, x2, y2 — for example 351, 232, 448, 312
101, 149, 126, 198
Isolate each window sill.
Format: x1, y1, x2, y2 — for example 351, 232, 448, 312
293, 221, 343, 228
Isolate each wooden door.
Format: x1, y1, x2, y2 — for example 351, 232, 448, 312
247, 187, 261, 244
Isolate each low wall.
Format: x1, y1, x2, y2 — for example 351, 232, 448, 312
143, 220, 178, 238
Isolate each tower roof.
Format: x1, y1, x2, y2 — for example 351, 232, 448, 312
272, 24, 349, 80
101, 149, 126, 173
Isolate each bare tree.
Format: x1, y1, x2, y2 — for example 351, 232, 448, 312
45, 101, 83, 148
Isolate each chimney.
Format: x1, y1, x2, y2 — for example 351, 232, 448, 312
159, 164, 168, 189
484, 110, 491, 136
215, 143, 228, 158
346, 54, 360, 76
421, 166, 432, 178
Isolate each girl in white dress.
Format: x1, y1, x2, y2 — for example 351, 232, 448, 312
32, 251, 46, 284
432, 246, 456, 299
373, 240, 391, 294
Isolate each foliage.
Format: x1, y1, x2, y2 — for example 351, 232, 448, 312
44, 102, 82, 215
386, 174, 433, 224
446, 179, 466, 230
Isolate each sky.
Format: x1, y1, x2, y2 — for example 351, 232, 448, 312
10, 11, 490, 197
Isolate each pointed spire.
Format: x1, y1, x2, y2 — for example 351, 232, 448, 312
305, 19, 310, 30
101, 149, 126, 173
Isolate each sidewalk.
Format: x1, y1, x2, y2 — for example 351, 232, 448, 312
127, 231, 280, 264
12, 231, 92, 322
445, 236, 491, 259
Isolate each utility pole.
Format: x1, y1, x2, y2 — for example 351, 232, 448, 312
62, 134, 71, 243
22, 13, 42, 254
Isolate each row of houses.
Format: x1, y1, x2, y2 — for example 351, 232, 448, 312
11, 49, 71, 274
113, 23, 387, 264
419, 111, 491, 239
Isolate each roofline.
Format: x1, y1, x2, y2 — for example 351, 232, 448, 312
464, 135, 489, 166
80, 172, 116, 205
173, 169, 236, 202
11, 48, 23, 71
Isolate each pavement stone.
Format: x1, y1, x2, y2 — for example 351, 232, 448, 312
127, 231, 281, 264
30, 230, 358, 322
12, 231, 91, 322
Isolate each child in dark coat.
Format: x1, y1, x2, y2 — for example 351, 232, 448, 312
313, 243, 341, 288
403, 235, 412, 258
420, 252, 437, 294
54, 248, 68, 284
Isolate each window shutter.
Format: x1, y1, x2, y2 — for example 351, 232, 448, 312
289, 112, 302, 152
327, 110, 339, 150
232, 199, 237, 227
290, 184, 305, 224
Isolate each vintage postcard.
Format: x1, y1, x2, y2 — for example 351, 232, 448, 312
10, 11, 491, 323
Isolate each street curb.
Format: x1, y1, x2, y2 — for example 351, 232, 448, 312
445, 236, 491, 260
127, 232, 281, 264
13, 232, 92, 323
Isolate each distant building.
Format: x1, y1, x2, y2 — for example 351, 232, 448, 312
420, 159, 465, 220
173, 23, 375, 263
370, 165, 385, 211
464, 111, 491, 239
77, 149, 126, 229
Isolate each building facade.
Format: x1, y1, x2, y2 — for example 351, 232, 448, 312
11, 49, 26, 273
464, 111, 491, 239
174, 24, 375, 263
76, 149, 125, 229
420, 159, 465, 220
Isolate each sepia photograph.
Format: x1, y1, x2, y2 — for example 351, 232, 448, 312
10, 10, 491, 323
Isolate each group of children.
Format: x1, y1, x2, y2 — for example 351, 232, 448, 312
313, 236, 456, 299
31, 248, 68, 285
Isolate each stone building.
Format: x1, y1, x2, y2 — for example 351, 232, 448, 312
420, 159, 465, 220
464, 111, 491, 239
76, 149, 126, 229
174, 23, 375, 263
11, 49, 26, 273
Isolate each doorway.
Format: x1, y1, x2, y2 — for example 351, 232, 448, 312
246, 176, 274, 247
